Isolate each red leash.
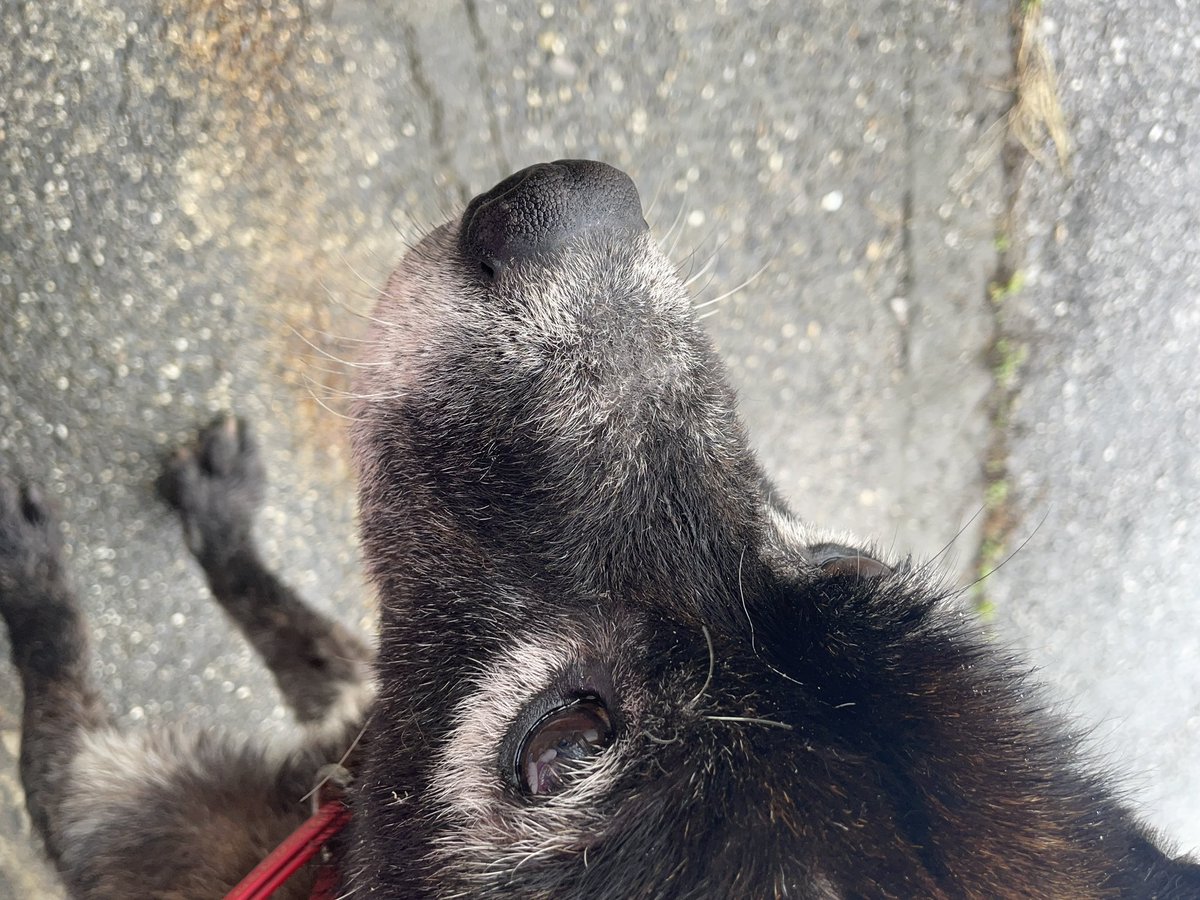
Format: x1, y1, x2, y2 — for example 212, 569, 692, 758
225, 799, 351, 900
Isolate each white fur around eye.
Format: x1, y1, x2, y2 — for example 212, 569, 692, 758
425, 625, 633, 875
429, 638, 574, 821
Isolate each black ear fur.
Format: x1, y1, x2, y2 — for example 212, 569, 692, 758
737, 567, 1200, 895
1117, 840, 1200, 897
1164, 858, 1200, 893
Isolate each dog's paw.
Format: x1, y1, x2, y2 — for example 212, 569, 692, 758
157, 415, 266, 559
0, 479, 63, 601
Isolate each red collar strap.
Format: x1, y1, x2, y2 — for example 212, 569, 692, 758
225, 798, 351, 900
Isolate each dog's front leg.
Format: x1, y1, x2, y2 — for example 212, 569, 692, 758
159, 416, 373, 728
0, 479, 108, 867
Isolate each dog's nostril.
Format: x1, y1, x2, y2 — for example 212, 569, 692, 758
459, 159, 648, 274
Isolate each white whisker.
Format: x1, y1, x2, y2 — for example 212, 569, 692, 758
692, 258, 771, 311
703, 715, 794, 731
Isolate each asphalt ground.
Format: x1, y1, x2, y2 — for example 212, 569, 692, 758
991, 0, 1200, 856
0, 0, 1196, 893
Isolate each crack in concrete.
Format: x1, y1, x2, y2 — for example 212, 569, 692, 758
462, 0, 510, 180
401, 19, 469, 206
896, 73, 915, 375
894, 7, 919, 526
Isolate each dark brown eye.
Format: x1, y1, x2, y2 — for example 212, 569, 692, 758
517, 697, 614, 796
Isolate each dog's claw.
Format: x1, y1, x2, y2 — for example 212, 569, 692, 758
0, 478, 63, 595
198, 415, 248, 478
158, 415, 266, 559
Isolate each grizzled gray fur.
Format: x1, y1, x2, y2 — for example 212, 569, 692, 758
2, 160, 1198, 898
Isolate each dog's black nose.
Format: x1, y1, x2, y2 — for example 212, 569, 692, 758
459, 160, 647, 277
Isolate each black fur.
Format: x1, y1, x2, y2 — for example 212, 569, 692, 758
2, 161, 1198, 898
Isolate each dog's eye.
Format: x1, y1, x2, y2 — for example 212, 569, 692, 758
517, 697, 614, 796
812, 543, 892, 579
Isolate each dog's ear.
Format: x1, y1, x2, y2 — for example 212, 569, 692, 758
757, 495, 897, 578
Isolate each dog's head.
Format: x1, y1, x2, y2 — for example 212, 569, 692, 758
347, 161, 1192, 898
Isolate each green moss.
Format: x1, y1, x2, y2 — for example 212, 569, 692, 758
972, 535, 1008, 619
984, 479, 1009, 510
975, 596, 997, 622
993, 337, 1027, 389
988, 270, 1025, 304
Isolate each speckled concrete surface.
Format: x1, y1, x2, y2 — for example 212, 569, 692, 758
991, 1, 1200, 854
0, 0, 1196, 893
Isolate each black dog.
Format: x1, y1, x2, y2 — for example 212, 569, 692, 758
2, 160, 1198, 897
